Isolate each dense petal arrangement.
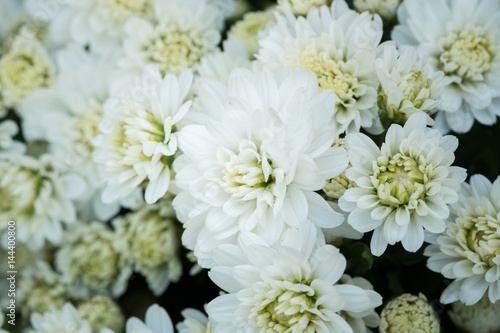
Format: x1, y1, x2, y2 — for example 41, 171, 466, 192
425, 174, 500, 305
257, 0, 383, 133
392, 0, 500, 133
339, 113, 467, 255
30, 303, 92, 333
93, 64, 193, 204
173, 67, 347, 268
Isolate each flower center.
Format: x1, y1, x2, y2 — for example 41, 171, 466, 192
439, 24, 495, 82
251, 280, 323, 332
298, 49, 361, 108
147, 24, 208, 75
97, 0, 152, 25
71, 104, 103, 157
458, 214, 500, 267
373, 152, 426, 207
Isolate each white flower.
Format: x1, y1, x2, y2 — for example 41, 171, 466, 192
376, 42, 444, 125
29, 303, 92, 333
93, 64, 193, 204
0, 154, 84, 250
257, 0, 383, 133
176, 308, 214, 333
118, 0, 222, 79
0, 29, 55, 112
76, 296, 125, 333
379, 293, 440, 333
0, 119, 25, 157
277, 0, 332, 16
173, 67, 347, 268
425, 174, 500, 306
102, 304, 174, 333
206, 229, 382, 333
339, 113, 467, 256
353, 0, 401, 22
448, 295, 500, 333
113, 199, 182, 296
55, 221, 132, 299
392, 0, 500, 133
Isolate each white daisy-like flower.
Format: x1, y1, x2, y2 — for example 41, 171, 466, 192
277, 0, 332, 16
176, 308, 214, 333
353, 0, 401, 22
55, 221, 132, 299
339, 112, 467, 256
0, 28, 55, 112
448, 294, 500, 333
118, 0, 222, 80
379, 293, 440, 333
257, 0, 383, 133
113, 199, 182, 296
207, 228, 383, 332
376, 42, 445, 125
30, 303, 92, 333
0, 119, 25, 157
0, 154, 84, 250
392, 0, 500, 133
173, 67, 347, 268
76, 296, 125, 333
102, 304, 174, 333
93, 64, 193, 204
425, 174, 500, 306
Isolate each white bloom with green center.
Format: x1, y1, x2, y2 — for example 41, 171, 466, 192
353, 0, 401, 22
392, 0, 500, 134
0, 154, 84, 250
379, 293, 440, 333
448, 294, 500, 333
257, 0, 383, 133
277, 0, 332, 16
176, 308, 214, 333
207, 229, 382, 332
339, 112, 467, 256
173, 67, 347, 268
101, 304, 174, 333
30, 303, 92, 333
425, 174, 500, 305
76, 296, 125, 333
118, 0, 221, 79
376, 42, 445, 125
55, 222, 132, 299
93, 64, 193, 204
113, 200, 182, 295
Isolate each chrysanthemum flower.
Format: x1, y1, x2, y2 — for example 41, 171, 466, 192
448, 294, 500, 333
76, 296, 125, 333
207, 229, 382, 332
102, 304, 174, 333
392, 0, 500, 133
425, 174, 500, 305
30, 303, 92, 333
277, 0, 332, 16
176, 308, 214, 333
353, 0, 401, 22
93, 64, 193, 204
228, 8, 275, 57
257, 0, 383, 133
339, 112, 466, 256
173, 67, 347, 268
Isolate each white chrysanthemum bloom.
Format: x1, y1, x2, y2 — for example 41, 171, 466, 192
30, 303, 92, 333
376, 42, 445, 125
207, 228, 383, 332
448, 295, 500, 333
55, 221, 132, 299
228, 8, 276, 57
379, 293, 440, 333
425, 174, 500, 305
353, 0, 401, 22
176, 308, 214, 333
118, 0, 221, 80
339, 113, 467, 256
0, 29, 55, 112
102, 304, 174, 333
18, 261, 69, 320
392, 0, 500, 134
257, 0, 383, 133
93, 64, 193, 204
173, 67, 347, 268
0, 119, 25, 157
76, 296, 125, 333
113, 199, 182, 295
0, 154, 84, 250
323, 138, 356, 200
277, 0, 332, 16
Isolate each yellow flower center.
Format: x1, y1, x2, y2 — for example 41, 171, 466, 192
96, 0, 152, 25
458, 214, 500, 267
